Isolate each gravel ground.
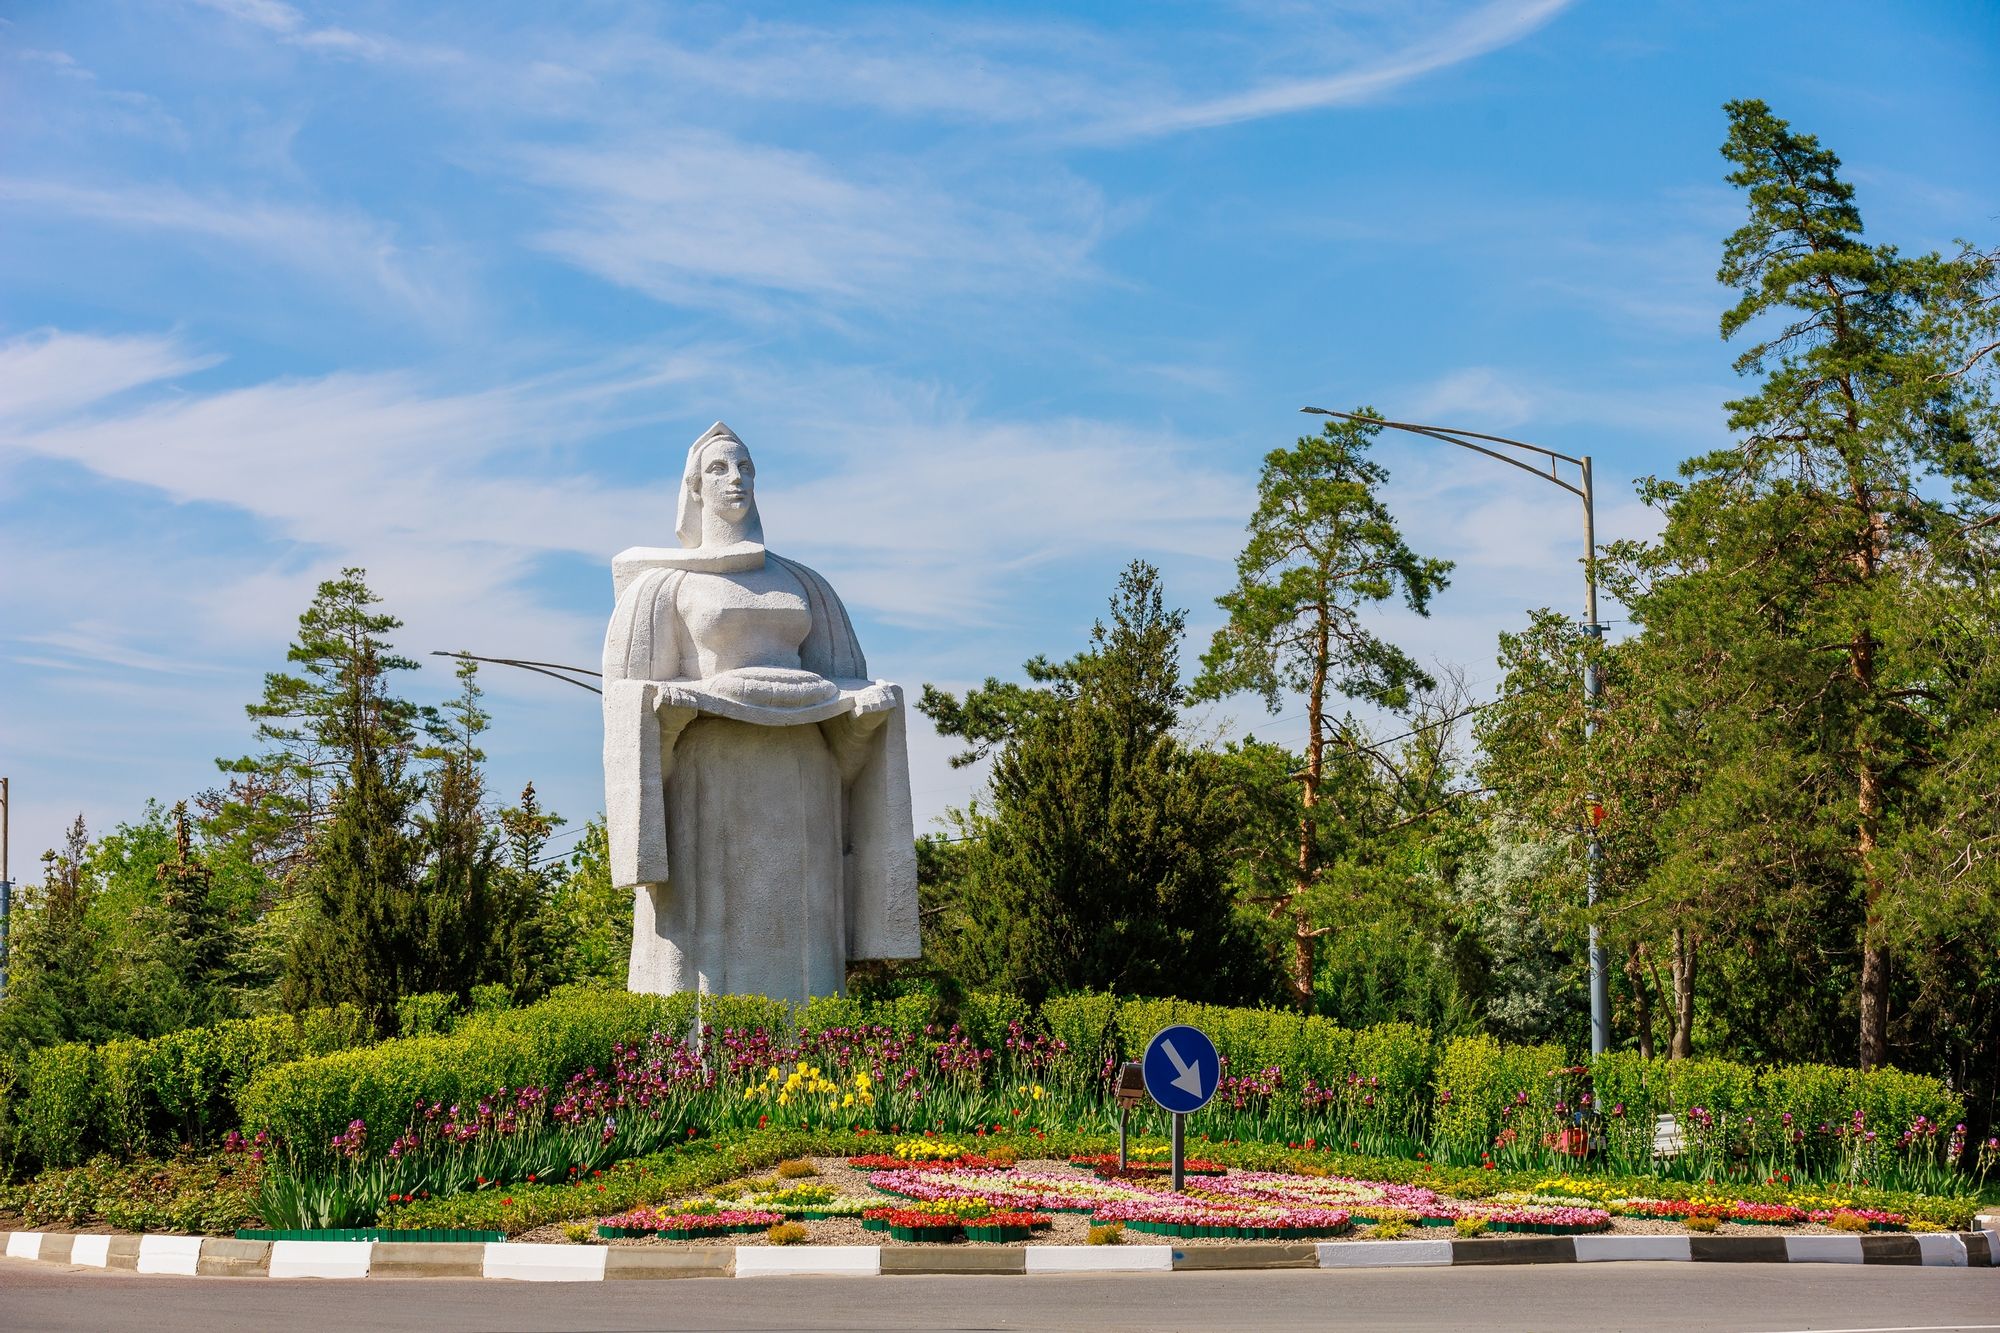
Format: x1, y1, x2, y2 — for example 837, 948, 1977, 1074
511, 1156, 1869, 1247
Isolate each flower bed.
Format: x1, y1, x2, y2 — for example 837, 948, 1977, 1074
1068, 1154, 1228, 1178
866, 1167, 1134, 1214
596, 1205, 782, 1239
965, 1212, 1047, 1242
1809, 1208, 1907, 1230
1090, 1199, 1353, 1239
875, 1208, 965, 1243
1469, 1204, 1611, 1234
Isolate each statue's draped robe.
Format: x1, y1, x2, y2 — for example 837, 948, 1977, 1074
601, 550, 920, 1001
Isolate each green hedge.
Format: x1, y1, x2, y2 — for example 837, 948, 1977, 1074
13, 1008, 371, 1169
14, 980, 1970, 1186
240, 989, 685, 1169
237, 986, 954, 1170
1590, 1051, 1965, 1170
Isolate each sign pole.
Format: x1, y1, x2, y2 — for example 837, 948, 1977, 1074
1140, 1024, 1216, 1197
1118, 1107, 1130, 1171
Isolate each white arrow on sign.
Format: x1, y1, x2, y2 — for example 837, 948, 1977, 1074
1161, 1039, 1204, 1098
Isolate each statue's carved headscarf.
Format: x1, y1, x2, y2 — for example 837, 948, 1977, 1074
675, 421, 760, 549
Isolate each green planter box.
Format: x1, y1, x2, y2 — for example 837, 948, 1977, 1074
964, 1224, 1032, 1243
235, 1227, 503, 1243
887, 1223, 963, 1243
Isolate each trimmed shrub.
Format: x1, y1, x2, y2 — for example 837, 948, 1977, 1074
956, 990, 1032, 1050
1433, 1034, 1564, 1164
14, 1008, 372, 1168
240, 989, 685, 1167
395, 992, 459, 1038
19, 1044, 100, 1169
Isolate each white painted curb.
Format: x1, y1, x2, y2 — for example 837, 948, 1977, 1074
1025, 1244, 1174, 1273
1913, 1234, 1967, 1267
1783, 1235, 1864, 1264
481, 1241, 610, 1282
5, 1232, 44, 1261
735, 1245, 881, 1277
136, 1234, 204, 1275
269, 1238, 373, 1279
1573, 1235, 1692, 1263
1317, 1239, 1452, 1267
68, 1235, 110, 1267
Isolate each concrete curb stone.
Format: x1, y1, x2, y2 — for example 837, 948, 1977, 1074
104, 1235, 144, 1271
880, 1247, 1025, 1275
4, 1229, 1996, 1279
604, 1247, 736, 1280
1450, 1236, 1576, 1265
1858, 1234, 1923, 1266
196, 1238, 271, 1277
1316, 1239, 1452, 1267
369, 1242, 487, 1279
1170, 1243, 1317, 1271
1690, 1234, 1788, 1263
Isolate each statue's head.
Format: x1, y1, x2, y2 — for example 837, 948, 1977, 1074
676, 421, 763, 548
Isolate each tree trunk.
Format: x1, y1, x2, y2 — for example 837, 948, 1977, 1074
1288, 602, 1332, 1012
1669, 927, 1697, 1060
1626, 944, 1655, 1061
1855, 641, 1888, 1070
1289, 909, 1315, 1010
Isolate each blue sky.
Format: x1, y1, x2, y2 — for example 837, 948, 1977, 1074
2, 1, 1996, 874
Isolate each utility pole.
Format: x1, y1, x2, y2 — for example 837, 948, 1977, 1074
1301, 407, 1611, 1057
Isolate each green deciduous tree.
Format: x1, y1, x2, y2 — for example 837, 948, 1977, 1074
1190, 414, 1453, 1009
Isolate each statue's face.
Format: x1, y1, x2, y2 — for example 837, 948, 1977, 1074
697, 440, 755, 522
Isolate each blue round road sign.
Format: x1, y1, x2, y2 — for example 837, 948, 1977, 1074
1141, 1024, 1220, 1115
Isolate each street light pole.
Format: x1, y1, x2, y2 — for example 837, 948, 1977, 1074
1, 776, 11, 1006
1301, 407, 1610, 1057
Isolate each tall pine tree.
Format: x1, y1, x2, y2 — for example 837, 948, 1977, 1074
1189, 415, 1452, 1009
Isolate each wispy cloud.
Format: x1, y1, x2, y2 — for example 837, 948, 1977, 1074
518, 132, 1104, 313
0, 329, 219, 427
0, 177, 465, 321
1077, 0, 1576, 142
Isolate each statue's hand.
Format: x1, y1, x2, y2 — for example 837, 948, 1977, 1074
653, 682, 704, 716
851, 683, 898, 717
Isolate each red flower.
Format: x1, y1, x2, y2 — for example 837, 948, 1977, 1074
501, 1198, 514, 1206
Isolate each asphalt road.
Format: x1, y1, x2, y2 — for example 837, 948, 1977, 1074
2, 1258, 1996, 1332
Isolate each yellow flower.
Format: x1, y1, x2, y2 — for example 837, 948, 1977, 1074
1017, 1084, 1028, 1096
795, 1060, 809, 1074
842, 1094, 855, 1108
1032, 1085, 1044, 1100
768, 1065, 781, 1080
777, 1091, 791, 1106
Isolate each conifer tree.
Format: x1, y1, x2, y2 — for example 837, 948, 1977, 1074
1190, 415, 1452, 1009
212, 568, 429, 887
921, 563, 1277, 1003
152, 800, 239, 1027
1627, 102, 1995, 1065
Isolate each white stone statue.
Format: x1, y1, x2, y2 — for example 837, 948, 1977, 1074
600, 423, 920, 1002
